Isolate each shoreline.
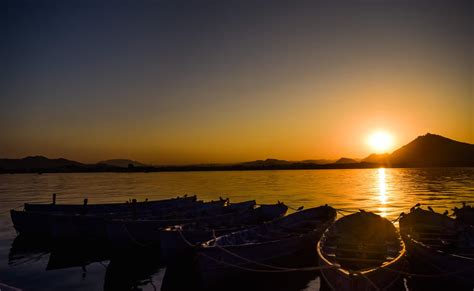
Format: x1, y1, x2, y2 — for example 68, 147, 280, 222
1, 164, 473, 174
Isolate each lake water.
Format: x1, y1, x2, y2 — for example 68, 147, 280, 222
0, 168, 473, 290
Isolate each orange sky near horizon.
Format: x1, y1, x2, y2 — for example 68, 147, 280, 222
1, 1, 472, 165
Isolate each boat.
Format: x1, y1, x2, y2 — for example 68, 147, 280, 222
10, 197, 224, 239
399, 205, 474, 287
317, 211, 406, 291
159, 202, 288, 259
194, 205, 336, 287
105, 200, 254, 251
49, 198, 229, 242
23, 194, 198, 214
453, 203, 474, 226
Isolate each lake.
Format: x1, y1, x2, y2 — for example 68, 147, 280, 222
1, 168, 473, 290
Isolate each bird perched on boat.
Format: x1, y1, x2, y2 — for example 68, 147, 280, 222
410, 203, 421, 212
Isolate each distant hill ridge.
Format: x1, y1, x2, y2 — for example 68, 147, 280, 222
98, 159, 148, 168
0, 156, 84, 170
1, 133, 473, 173
335, 157, 358, 164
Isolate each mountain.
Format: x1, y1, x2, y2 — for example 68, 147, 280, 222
362, 153, 391, 165
388, 133, 474, 167
0, 156, 84, 170
98, 159, 147, 168
334, 157, 358, 164
240, 158, 292, 167
300, 159, 336, 165
1, 133, 473, 173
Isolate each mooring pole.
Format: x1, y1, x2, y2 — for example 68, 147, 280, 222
52, 193, 57, 205
82, 198, 88, 215
132, 199, 137, 219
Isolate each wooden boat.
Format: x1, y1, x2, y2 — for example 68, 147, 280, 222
159, 202, 288, 259
105, 200, 254, 251
399, 205, 474, 286
194, 205, 336, 287
49, 199, 229, 241
10, 198, 224, 239
453, 203, 474, 226
317, 211, 406, 291
23, 194, 197, 214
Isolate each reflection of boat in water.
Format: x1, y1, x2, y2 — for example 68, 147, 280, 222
46, 243, 110, 271
104, 254, 165, 291
8, 235, 51, 267
9, 235, 110, 271
400, 205, 474, 287
318, 211, 406, 291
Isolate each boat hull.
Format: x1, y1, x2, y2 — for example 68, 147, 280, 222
160, 203, 288, 259
404, 236, 474, 287
10, 210, 52, 238
195, 229, 322, 287
318, 248, 405, 291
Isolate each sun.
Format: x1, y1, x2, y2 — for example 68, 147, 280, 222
368, 131, 394, 153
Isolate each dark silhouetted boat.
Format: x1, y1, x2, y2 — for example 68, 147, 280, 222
194, 205, 336, 287
10, 197, 222, 239
318, 211, 405, 291
49, 198, 229, 242
159, 202, 288, 259
399, 205, 474, 287
23, 194, 197, 214
105, 200, 256, 251
453, 203, 474, 226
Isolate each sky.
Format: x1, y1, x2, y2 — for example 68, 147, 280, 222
1, 0, 472, 164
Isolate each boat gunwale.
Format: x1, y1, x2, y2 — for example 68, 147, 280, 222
400, 206, 474, 260
317, 222, 406, 276
403, 232, 474, 260
200, 218, 335, 249
161, 203, 288, 233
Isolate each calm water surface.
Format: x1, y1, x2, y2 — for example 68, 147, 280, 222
0, 168, 473, 290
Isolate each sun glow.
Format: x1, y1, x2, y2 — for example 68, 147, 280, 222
368, 131, 394, 153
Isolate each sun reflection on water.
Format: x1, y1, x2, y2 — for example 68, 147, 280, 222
378, 168, 387, 204
378, 168, 388, 217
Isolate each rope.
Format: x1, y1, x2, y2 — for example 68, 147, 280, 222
198, 232, 339, 273
256, 203, 302, 212
213, 244, 294, 271
452, 254, 474, 261
335, 208, 357, 213
383, 265, 474, 278
197, 251, 337, 273
177, 229, 197, 247
99, 261, 108, 269
358, 271, 380, 291
120, 223, 155, 248
149, 279, 157, 291
336, 210, 347, 217
391, 213, 402, 223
